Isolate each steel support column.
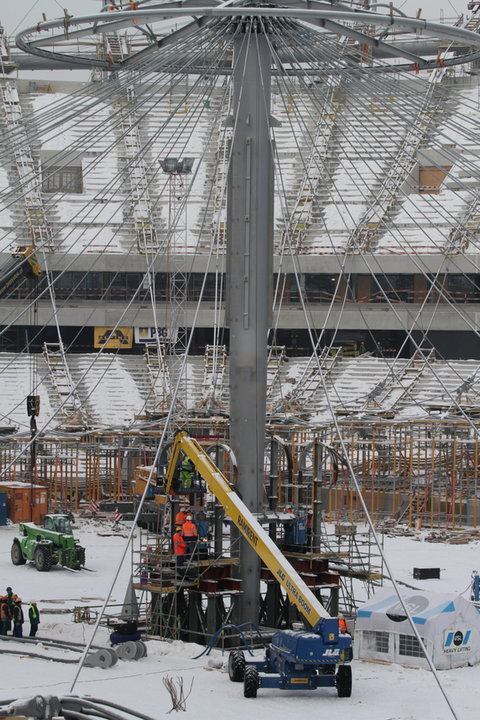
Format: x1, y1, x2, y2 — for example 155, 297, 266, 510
227, 20, 273, 624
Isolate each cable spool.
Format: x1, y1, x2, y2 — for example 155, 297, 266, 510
116, 640, 138, 660
134, 640, 147, 659
85, 649, 113, 668
106, 647, 119, 665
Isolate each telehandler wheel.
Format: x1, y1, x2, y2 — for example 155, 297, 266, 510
34, 546, 52, 572
11, 540, 26, 565
77, 546, 86, 567
243, 666, 259, 698
335, 664, 352, 697
228, 650, 246, 682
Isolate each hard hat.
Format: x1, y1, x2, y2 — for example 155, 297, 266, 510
15, 597, 22, 603
186, 515, 192, 521
175, 526, 182, 531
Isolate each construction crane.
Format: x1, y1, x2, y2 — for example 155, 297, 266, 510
165, 431, 353, 698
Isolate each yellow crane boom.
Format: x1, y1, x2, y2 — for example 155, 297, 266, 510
165, 431, 331, 630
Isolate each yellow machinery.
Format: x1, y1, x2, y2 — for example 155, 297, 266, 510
165, 431, 353, 697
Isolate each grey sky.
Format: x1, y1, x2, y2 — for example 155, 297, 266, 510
0, 0, 469, 35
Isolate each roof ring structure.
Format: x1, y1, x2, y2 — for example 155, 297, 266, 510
15, 1, 480, 73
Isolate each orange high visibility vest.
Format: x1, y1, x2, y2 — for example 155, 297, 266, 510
173, 532, 187, 555
182, 520, 198, 538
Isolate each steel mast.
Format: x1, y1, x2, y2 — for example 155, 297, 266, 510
227, 17, 273, 623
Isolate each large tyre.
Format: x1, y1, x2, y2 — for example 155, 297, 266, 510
243, 666, 259, 698
77, 546, 86, 568
11, 540, 26, 566
336, 665, 352, 698
228, 650, 246, 682
34, 546, 52, 572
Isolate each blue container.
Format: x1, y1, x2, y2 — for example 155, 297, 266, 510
0, 492, 7, 526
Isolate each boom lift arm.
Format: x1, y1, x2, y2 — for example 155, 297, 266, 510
166, 430, 331, 630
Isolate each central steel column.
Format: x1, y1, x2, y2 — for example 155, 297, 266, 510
227, 19, 273, 623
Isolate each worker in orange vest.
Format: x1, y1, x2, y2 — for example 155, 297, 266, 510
175, 508, 188, 525
182, 514, 198, 555
173, 525, 188, 569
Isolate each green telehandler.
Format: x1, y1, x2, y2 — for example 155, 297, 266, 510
11, 514, 85, 571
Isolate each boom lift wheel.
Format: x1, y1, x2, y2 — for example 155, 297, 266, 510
335, 664, 352, 697
11, 540, 26, 565
243, 666, 259, 698
34, 546, 52, 572
228, 650, 246, 682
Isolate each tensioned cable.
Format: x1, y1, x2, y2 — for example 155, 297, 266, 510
0, 40, 232, 422
270, 71, 480, 428
254, 19, 461, 717
265, 26, 409, 412
1, 18, 478, 434
0, 18, 248, 434
0, 26, 236, 428
262, 19, 480, 428
276, 20, 480, 247
0, 21, 231, 242
5, 16, 480, 422
277, 21, 480, 234
270, 26, 480, 340
268, 42, 480, 420
0, 21, 470, 708
68, 63, 246, 688
0, 23, 231, 320
131, 48, 237, 420
255, 22, 480, 420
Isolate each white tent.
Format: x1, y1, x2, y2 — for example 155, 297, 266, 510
355, 587, 480, 669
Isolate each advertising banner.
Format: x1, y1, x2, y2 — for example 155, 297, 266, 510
94, 327, 133, 349
134, 327, 178, 344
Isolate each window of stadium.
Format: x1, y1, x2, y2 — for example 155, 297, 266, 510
43, 165, 83, 193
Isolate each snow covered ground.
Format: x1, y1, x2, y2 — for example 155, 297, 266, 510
0, 519, 479, 720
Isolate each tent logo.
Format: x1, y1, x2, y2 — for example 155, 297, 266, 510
386, 594, 429, 622
444, 629, 471, 654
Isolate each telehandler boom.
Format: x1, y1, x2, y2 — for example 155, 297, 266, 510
166, 431, 353, 698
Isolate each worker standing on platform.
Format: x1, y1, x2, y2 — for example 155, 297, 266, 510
179, 458, 195, 490
173, 525, 188, 569
284, 506, 296, 550
196, 511, 210, 559
175, 508, 188, 526
182, 514, 198, 555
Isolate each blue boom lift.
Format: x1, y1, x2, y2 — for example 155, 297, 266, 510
166, 431, 353, 699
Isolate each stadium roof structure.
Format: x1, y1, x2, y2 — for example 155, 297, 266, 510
1, 1, 480, 428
